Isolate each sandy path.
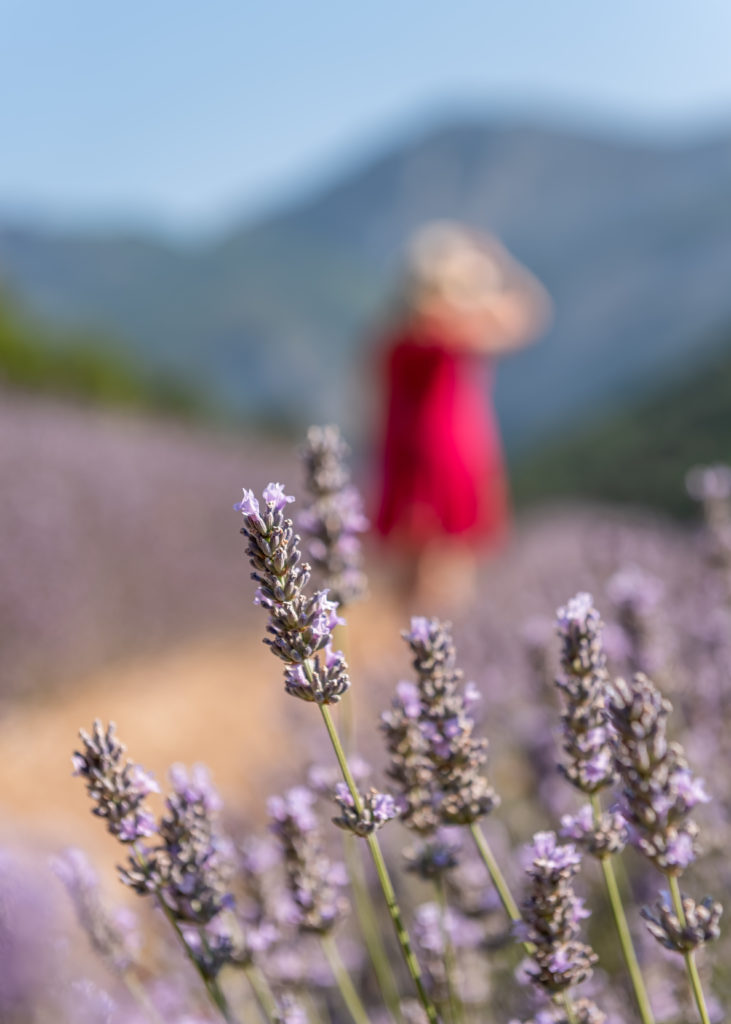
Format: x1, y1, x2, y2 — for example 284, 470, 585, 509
1, 586, 405, 865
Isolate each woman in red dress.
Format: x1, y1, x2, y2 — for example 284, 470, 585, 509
375, 222, 550, 605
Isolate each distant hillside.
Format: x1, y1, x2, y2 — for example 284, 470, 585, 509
0, 294, 204, 418
512, 322, 731, 517
1, 117, 731, 451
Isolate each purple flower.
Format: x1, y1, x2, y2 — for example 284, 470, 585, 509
554, 593, 615, 795
118, 810, 157, 842
463, 680, 481, 711
407, 616, 431, 645
395, 680, 421, 719
560, 804, 628, 859
609, 673, 713, 877
665, 832, 696, 871
262, 482, 296, 511
233, 488, 260, 517
333, 785, 400, 836
335, 782, 355, 808
298, 425, 368, 606
73, 720, 159, 844
686, 464, 731, 502
268, 787, 318, 834
556, 592, 595, 631
268, 785, 347, 934
560, 805, 594, 840
169, 763, 223, 814
671, 769, 710, 810
372, 792, 399, 823
524, 831, 581, 874
128, 765, 160, 797
310, 590, 344, 641
520, 830, 597, 996
239, 485, 352, 704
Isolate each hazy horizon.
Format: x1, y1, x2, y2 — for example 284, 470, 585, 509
3, 102, 731, 241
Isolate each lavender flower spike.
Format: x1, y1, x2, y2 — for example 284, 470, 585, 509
332, 783, 399, 837
395, 616, 498, 828
298, 424, 368, 607
73, 720, 158, 843
237, 482, 350, 704
554, 594, 615, 795
609, 673, 709, 876
52, 847, 140, 974
519, 831, 598, 997
268, 786, 348, 935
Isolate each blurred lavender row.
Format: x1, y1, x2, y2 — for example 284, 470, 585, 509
0, 390, 295, 697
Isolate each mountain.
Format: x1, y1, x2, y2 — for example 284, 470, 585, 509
512, 321, 731, 518
1, 118, 731, 450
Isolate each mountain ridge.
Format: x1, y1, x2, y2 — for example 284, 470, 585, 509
1, 115, 730, 451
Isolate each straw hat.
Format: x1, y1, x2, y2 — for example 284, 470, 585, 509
404, 221, 507, 316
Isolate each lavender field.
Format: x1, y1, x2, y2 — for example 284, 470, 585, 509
1, 399, 729, 1024
0, 389, 297, 699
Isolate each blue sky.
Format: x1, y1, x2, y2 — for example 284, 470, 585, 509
2, 0, 731, 231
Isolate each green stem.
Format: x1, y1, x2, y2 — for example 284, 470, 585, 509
343, 832, 404, 1022
302, 990, 329, 1024
245, 962, 280, 1024
156, 897, 238, 1024
121, 971, 166, 1024
589, 795, 655, 1024
319, 704, 440, 1024
468, 822, 522, 925
668, 875, 712, 1024
321, 933, 371, 1024
559, 992, 579, 1024
436, 876, 462, 1024
132, 842, 237, 1024
334, 621, 356, 754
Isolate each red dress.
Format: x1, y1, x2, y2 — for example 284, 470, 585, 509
376, 325, 509, 548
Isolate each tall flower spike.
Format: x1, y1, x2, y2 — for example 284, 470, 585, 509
72, 720, 159, 843
155, 764, 235, 926
52, 847, 140, 974
609, 678, 717, 1024
381, 678, 441, 835
119, 762, 241, 984
400, 616, 498, 827
268, 786, 348, 935
236, 483, 350, 704
554, 594, 615, 795
298, 424, 368, 607
608, 673, 710, 877
519, 831, 598, 998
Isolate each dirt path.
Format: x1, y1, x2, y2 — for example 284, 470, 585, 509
1, 586, 406, 864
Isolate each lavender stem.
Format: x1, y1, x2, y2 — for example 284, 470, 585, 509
319, 704, 440, 1024
559, 992, 579, 1024
156, 895, 239, 1024
121, 971, 166, 1024
321, 933, 371, 1024
341, 833, 404, 1023
468, 822, 522, 926
668, 876, 712, 1024
133, 841, 238, 1024
435, 876, 462, 1024
589, 794, 655, 1024
243, 963, 280, 1024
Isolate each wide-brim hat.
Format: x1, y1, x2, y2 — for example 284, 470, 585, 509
404, 220, 506, 315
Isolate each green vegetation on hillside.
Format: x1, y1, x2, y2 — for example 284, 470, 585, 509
512, 326, 731, 517
0, 293, 204, 417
